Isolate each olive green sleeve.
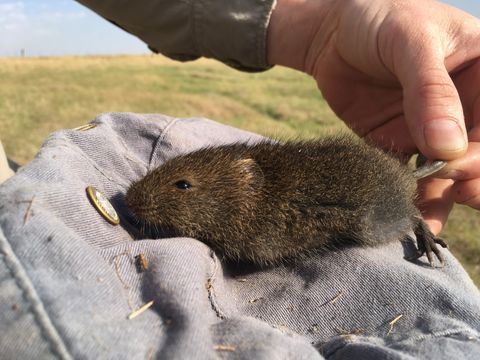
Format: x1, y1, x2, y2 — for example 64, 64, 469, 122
75, 0, 276, 72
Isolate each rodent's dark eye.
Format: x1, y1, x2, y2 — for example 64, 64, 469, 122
174, 180, 192, 190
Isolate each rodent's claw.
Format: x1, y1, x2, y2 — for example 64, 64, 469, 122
431, 246, 445, 267
412, 218, 446, 267
426, 239, 445, 267
424, 241, 445, 267
413, 154, 447, 179
407, 248, 444, 267
435, 238, 448, 249
426, 250, 435, 267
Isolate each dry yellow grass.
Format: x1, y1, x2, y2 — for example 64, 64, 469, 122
0, 55, 342, 163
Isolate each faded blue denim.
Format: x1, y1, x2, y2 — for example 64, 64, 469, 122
1, 112, 479, 359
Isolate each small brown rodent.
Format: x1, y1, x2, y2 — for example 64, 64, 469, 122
125, 135, 446, 266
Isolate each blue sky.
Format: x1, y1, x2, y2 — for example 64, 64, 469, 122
0, 0, 146, 56
0, 0, 479, 57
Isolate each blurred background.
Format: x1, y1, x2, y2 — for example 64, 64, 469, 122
0, 0, 479, 285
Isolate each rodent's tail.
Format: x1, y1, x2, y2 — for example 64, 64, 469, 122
412, 154, 446, 179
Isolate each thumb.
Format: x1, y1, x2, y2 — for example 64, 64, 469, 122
398, 43, 467, 160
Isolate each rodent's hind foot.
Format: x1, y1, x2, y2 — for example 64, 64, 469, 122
408, 217, 448, 267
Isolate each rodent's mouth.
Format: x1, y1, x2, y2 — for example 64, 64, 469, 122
125, 201, 160, 222
124, 197, 176, 237
130, 207, 159, 221
129, 216, 178, 239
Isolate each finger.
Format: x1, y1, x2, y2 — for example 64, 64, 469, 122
451, 178, 480, 209
434, 142, 480, 180
396, 37, 467, 160
363, 114, 418, 157
416, 177, 454, 235
452, 59, 480, 129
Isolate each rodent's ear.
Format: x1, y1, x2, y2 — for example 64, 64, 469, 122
234, 158, 264, 188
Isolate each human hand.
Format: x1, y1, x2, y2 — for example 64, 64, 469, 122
267, 0, 480, 234
0, 140, 15, 184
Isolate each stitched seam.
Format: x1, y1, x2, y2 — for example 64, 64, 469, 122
257, 0, 277, 67
206, 250, 227, 320
325, 327, 480, 359
255, 1, 261, 66
148, 117, 179, 171
397, 327, 480, 343
0, 228, 72, 359
44, 139, 130, 189
99, 120, 150, 173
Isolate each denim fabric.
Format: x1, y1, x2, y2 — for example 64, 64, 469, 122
0, 112, 479, 359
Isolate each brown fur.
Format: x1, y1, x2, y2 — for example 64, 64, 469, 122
125, 135, 446, 265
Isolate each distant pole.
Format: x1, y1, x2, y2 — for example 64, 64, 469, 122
20, 48, 25, 57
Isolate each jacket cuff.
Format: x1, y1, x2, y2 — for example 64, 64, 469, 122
191, 0, 276, 72
76, 0, 276, 72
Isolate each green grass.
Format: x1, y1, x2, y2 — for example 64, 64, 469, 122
0, 55, 478, 285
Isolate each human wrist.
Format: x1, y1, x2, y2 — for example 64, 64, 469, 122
267, 0, 335, 73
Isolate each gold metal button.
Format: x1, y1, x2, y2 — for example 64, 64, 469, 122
86, 186, 120, 225
74, 123, 97, 131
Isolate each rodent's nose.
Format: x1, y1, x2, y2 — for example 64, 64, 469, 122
125, 184, 153, 217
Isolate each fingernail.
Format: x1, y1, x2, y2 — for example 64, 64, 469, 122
437, 169, 465, 180
424, 119, 466, 152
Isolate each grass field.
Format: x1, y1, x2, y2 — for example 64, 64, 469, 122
0, 55, 478, 285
